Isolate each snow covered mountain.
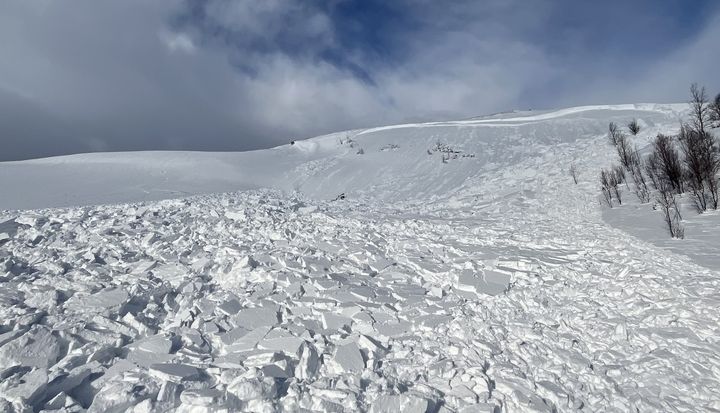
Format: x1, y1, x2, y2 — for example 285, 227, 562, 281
0, 103, 687, 210
2, 103, 720, 412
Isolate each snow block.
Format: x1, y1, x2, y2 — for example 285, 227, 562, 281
180, 388, 226, 406
217, 298, 243, 316
64, 288, 129, 314
321, 313, 352, 331
0, 326, 60, 369
297, 205, 318, 215
227, 377, 277, 401
137, 334, 173, 354
258, 336, 305, 356
224, 210, 246, 221
149, 363, 202, 382
369, 395, 429, 413
224, 326, 271, 353
1, 368, 49, 406
295, 342, 320, 379
456, 269, 510, 296
0, 218, 21, 239
230, 307, 279, 330
329, 342, 365, 374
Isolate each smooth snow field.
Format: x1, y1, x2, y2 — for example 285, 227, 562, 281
1, 104, 720, 412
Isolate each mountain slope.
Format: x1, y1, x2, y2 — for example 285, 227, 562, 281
2, 103, 720, 412
0, 103, 687, 210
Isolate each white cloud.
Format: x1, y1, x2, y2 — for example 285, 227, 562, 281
627, 13, 720, 102
160, 30, 196, 54
0, 0, 718, 160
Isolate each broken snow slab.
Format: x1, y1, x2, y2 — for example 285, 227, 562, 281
227, 376, 277, 402
223, 326, 272, 354
224, 210, 246, 221
135, 334, 174, 354
376, 321, 413, 338
244, 351, 295, 378
321, 312, 353, 331
63, 287, 129, 314
0, 218, 21, 242
216, 297, 243, 316
0, 367, 49, 406
14, 213, 47, 227
149, 363, 203, 382
151, 263, 189, 288
89, 372, 160, 412
456, 269, 511, 296
369, 395, 430, 413
327, 342, 365, 374
258, 336, 305, 357
0, 326, 60, 368
229, 307, 279, 330
180, 388, 226, 407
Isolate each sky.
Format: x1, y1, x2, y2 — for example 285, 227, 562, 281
1, 0, 719, 161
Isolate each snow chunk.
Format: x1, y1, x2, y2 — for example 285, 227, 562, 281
1, 368, 48, 406
369, 395, 429, 413
458, 403, 499, 413
217, 298, 243, 316
328, 342, 365, 374
223, 326, 271, 353
227, 377, 277, 401
180, 388, 226, 406
0, 218, 20, 242
149, 363, 202, 382
295, 342, 320, 379
321, 312, 352, 331
152, 263, 188, 288
456, 269, 510, 296
64, 288, 129, 313
88, 374, 159, 413
136, 334, 173, 354
224, 210, 246, 221
258, 336, 305, 356
230, 307, 279, 330
0, 326, 60, 368
15, 213, 46, 227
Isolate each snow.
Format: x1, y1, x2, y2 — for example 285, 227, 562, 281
1, 103, 720, 411
456, 269, 511, 296
149, 363, 202, 382
328, 342, 365, 374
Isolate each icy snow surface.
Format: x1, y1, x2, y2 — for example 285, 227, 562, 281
2, 104, 720, 412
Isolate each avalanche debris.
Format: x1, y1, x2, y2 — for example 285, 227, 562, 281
2, 103, 720, 413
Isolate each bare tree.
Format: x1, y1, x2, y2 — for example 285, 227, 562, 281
614, 132, 635, 171
612, 164, 626, 187
608, 122, 622, 146
628, 119, 641, 136
678, 124, 720, 211
645, 152, 661, 190
612, 168, 623, 205
651, 134, 684, 193
711, 93, 720, 127
628, 149, 651, 203
569, 163, 579, 184
690, 83, 711, 134
656, 181, 684, 239
600, 169, 614, 207
600, 164, 627, 206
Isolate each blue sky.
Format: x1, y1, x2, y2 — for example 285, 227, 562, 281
0, 0, 719, 160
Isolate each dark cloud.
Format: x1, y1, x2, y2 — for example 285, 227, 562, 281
0, 0, 718, 161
